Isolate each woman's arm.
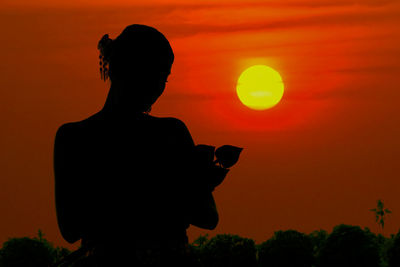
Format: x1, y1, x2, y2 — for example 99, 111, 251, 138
172, 119, 219, 230
188, 190, 219, 230
54, 123, 83, 244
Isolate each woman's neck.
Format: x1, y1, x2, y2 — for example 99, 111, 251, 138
102, 86, 148, 118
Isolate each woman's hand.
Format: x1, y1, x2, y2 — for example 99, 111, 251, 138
193, 144, 242, 191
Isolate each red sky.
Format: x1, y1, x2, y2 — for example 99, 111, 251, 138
1, 0, 400, 249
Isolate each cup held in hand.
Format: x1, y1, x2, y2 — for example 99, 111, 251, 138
215, 145, 243, 168
194, 144, 243, 190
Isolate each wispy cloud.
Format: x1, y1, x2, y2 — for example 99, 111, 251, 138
3, 2, 398, 39
2, 0, 398, 8
162, 7, 400, 38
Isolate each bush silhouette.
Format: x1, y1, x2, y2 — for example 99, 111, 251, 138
257, 230, 314, 267
0, 230, 70, 267
3, 227, 399, 266
373, 233, 393, 267
199, 234, 257, 267
0, 238, 54, 267
317, 224, 380, 267
308, 229, 328, 259
189, 234, 209, 267
387, 230, 400, 267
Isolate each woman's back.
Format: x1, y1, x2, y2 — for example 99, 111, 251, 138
54, 109, 194, 246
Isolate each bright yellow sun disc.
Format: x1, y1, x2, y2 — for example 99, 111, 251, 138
236, 65, 284, 110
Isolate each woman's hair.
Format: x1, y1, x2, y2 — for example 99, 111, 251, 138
97, 24, 174, 82
97, 24, 174, 112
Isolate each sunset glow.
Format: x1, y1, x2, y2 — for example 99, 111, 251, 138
1, 0, 400, 251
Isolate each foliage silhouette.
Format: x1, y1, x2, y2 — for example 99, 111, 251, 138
370, 199, 392, 231
316, 224, 380, 267
257, 230, 314, 267
189, 234, 209, 267
374, 233, 393, 267
387, 229, 400, 267
0, 230, 70, 267
195, 234, 257, 267
308, 229, 328, 259
191, 234, 209, 248
4, 225, 400, 267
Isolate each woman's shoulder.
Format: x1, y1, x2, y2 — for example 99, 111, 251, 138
55, 112, 103, 141
148, 115, 194, 145
148, 115, 190, 133
153, 116, 188, 128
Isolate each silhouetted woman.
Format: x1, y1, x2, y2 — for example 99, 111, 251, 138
54, 25, 220, 266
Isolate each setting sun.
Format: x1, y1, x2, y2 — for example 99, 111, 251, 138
236, 65, 284, 110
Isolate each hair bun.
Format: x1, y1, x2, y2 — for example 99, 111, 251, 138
98, 34, 113, 59
98, 34, 113, 81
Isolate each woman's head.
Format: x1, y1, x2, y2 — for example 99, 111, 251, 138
98, 24, 174, 113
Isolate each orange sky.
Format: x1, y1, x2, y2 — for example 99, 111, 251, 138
1, 1, 400, 249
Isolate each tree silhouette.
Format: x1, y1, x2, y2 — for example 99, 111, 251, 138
0, 230, 70, 267
387, 229, 400, 267
258, 230, 314, 267
189, 234, 210, 267
370, 199, 392, 231
317, 224, 380, 267
199, 234, 257, 267
373, 232, 393, 267
308, 229, 328, 259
